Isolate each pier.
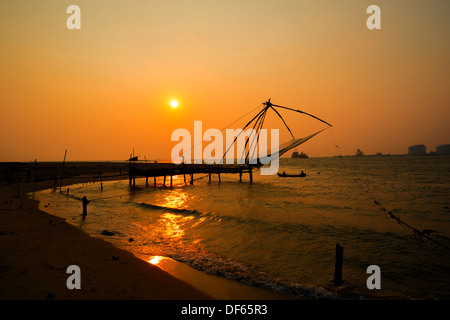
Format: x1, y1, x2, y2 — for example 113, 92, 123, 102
128, 162, 255, 188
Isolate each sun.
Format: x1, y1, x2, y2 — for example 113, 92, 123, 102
170, 100, 179, 108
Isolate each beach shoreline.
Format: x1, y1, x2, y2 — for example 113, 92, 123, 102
0, 162, 294, 300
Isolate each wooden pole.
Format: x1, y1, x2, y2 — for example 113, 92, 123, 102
249, 165, 253, 183
59, 149, 67, 192
132, 159, 136, 188
218, 168, 221, 184
163, 175, 166, 187
34, 159, 38, 196
170, 175, 173, 188
190, 174, 194, 185
145, 156, 148, 187
34, 159, 37, 183
334, 243, 344, 286
129, 156, 132, 186
99, 165, 103, 191
239, 169, 242, 182
154, 176, 156, 188
208, 165, 211, 182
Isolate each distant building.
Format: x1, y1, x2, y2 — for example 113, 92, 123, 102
408, 144, 426, 155
436, 144, 450, 155
355, 149, 364, 156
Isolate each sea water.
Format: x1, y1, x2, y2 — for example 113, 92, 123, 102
36, 156, 450, 299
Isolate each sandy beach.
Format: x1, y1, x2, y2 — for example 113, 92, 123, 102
0, 161, 213, 300
0, 162, 292, 300
0, 186, 214, 300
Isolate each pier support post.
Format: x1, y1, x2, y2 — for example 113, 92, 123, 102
334, 243, 344, 286
163, 175, 166, 187
170, 175, 173, 188
218, 168, 221, 185
239, 170, 242, 182
209, 165, 211, 182
249, 165, 253, 183
190, 174, 194, 185
129, 161, 132, 186
154, 176, 156, 188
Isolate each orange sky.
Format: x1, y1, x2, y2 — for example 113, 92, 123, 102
1, 0, 449, 161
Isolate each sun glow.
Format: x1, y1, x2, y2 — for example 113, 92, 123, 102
170, 100, 179, 108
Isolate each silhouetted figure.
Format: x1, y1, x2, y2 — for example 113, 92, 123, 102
82, 196, 90, 215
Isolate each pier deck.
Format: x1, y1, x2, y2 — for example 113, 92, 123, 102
129, 162, 255, 186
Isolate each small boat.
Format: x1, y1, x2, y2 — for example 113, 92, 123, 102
291, 150, 308, 158
277, 172, 306, 177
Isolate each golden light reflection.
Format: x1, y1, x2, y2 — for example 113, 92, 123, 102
162, 190, 187, 209
148, 256, 164, 265
161, 213, 194, 239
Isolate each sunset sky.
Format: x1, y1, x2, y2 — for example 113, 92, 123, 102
1, 0, 449, 161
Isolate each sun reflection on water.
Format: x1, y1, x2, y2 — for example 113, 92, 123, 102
148, 256, 164, 265
161, 189, 188, 209
161, 213, 194, 238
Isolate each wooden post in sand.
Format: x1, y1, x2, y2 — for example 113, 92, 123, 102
249, 165, 253, 183
98, 165, 103, 191
129, 157, 132, 186
34, 159, 38, 187
145, 157, 149, 187
59, 149, 67, 192
170, 175, 173, 188
334, 243, 344, 286
190, 173, 194, 185
208, 165, 212, 182
239, 169, 242, 182
163, 175, 166, 187
217, 167, 221, 184
154, 176, 156, 188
